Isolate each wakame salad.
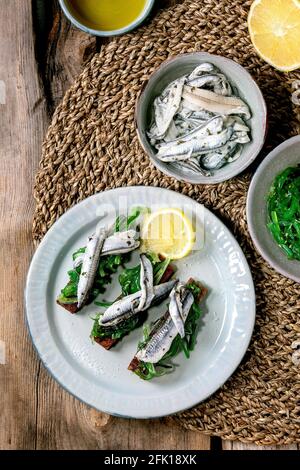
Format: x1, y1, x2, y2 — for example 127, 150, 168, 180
267, 166, 300, 261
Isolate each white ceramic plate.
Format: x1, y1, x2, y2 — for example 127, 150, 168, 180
26, 186, 255, 418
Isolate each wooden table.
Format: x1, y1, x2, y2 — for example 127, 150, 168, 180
0, 0, 298, 450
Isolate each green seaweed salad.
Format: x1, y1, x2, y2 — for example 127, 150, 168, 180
57, 208, 143, 307
132, 282, 204, 380
267, 166, 300, 261
90, 253, 172, 343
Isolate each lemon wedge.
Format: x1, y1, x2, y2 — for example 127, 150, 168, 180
248, 0, 300, 72
141, 208, 195, 260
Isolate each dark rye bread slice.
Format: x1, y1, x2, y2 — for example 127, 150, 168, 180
128, 278, 208, 371
94, 336, 118, 350
56, 299, 80, 314
93, 264, 175, 350
57, 257, 175, 315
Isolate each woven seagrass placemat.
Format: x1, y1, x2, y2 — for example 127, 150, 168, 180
33, 0, 300, 445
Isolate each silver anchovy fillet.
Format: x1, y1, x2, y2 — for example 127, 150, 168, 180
157, 127, 234, 160
157, 116, 223, 150
77, 226, 108, 309
188, 63, 215, 80
168, 283, 186, 338
228, 144, 242, 163
201, 152, 227, 171
99, 280, 177, 327
135, 284, 194, 364
152, 77, 185, 139
172, 158, 211, 176
187, 73, 231, 95
73, 230, 139, 269
200, 141, 238, 170
187, 74, 222, 88
148, 62, 251, 175
100, 230, 140, 255
138, 254, 155, 311
230, 130, 251, 144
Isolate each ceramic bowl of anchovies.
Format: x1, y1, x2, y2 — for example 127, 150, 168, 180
136, 52, 267, 184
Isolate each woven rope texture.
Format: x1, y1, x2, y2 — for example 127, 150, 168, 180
33, 0, 300, 445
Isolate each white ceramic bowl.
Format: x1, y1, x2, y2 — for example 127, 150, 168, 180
247, 135, 300, 283
58, 0, 155, 37
136, 52, 267, 184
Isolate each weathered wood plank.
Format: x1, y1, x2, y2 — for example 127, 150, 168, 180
223, 441, 298, 450
35, 0, 179, 113
0, 0, 48, 450
34, 0, 97, 113
35, 374, 210, 450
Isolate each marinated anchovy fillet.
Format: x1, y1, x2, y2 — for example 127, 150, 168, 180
138, 253, 155, 310
188, 63, 215, 79
169, 283, 188, 338
150, 77, 185, 139
77, 227, 108, 309
157, 127, 234, 161
148, 62, 251, 176
135, 283, 193, 365
172, 158, 211, 177
99, 280, 177, 327
157, 116, 223, 149
91, 254, 175, 349
129, 280, 208, 380
73, 230, 139, 268
57, 209, 141, 313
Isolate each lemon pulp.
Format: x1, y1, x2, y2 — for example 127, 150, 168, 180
141, 208, 195, 260
248, 0, 300, 71
66, 0, 146, 31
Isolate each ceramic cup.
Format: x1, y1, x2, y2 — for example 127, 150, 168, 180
58, 0, 155, 37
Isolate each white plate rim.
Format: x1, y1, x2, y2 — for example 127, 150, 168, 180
26, 186, 256, 418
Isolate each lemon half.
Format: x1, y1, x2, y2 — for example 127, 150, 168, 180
248, 0, 300, 72
141, 208, 195, 260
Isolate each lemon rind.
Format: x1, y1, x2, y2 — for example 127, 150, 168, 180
248, 0, 300, 72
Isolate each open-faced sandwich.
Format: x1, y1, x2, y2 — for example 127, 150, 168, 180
128, 279, 207, 380
56, 210, 141, 313
90, 253, 175, 349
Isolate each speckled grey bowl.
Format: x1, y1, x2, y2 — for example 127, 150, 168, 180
247, 135, 300, 283
136, 52, 267, 184
59, 0, 155, 37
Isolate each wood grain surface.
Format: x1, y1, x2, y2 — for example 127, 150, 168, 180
0, 0, 297, 451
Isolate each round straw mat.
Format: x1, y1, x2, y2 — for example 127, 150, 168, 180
33, 0, 300, 445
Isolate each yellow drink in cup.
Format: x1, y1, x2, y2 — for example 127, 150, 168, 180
59, 0, 154, 36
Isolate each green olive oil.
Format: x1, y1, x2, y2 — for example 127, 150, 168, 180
65, 0, 147, 31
